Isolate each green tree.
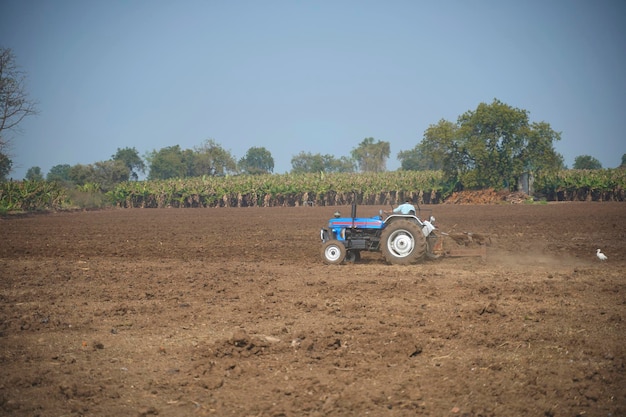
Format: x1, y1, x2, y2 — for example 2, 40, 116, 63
326, 156, 356, 173
518, 121, 565, 172
290, 152, 355, 174
68, 160, 130, 191
181, 148, 196, 177
291, 151, 325, 173
112, 147, 145, 181
351, 137, 390, 172
25, 166, 44, 181
398, 119, 457, 171
46, 164, 72, 183
621, 154, 626, 168
573, 155, 602, 170
0, 48, 38, 165
448, 99, 562, 189
238, 146, 274, 175
190, 139, 237, 177
455, 100, 526, 188
68, 164, 94, 186
93, 160, 130, 190
146, 145, 187, 180
0, 152, 12, 181
397, 146, 429, 171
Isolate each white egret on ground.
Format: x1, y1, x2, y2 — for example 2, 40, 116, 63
596, 249, 608, 261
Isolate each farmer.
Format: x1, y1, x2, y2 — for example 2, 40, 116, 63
385, 199, 416, 215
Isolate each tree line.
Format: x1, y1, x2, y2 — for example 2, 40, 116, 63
20, 137, 391, 192
2, 46, 625, 194
21, 99, 626, 195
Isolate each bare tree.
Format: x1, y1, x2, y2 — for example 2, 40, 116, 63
0, 47, 38, 152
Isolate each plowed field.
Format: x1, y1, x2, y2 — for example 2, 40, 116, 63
1, 202, 625, 417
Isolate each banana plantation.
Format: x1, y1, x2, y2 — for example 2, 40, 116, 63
1, 169, 625, 212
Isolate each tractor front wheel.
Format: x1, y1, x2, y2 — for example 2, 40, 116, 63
321, 240, 346, 265
381, 220, 426, 265
345, 250, 361, 263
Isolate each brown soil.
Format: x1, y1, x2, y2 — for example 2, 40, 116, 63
1, 202, 625, 417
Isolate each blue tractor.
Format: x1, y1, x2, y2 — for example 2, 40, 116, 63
320, 200, 440, 265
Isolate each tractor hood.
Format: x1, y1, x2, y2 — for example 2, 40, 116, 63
328, 216, 384, 230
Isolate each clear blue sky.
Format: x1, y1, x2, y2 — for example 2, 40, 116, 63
1, 0, 624, 179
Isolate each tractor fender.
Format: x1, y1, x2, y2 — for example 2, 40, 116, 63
384, 214, 424, 226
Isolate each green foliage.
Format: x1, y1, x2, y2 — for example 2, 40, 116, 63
397, 147, 428, 171
457, 99, 527, 188
146, 141, 238, 179
399, 119, 456, 171
518, 121, 566, 173
0, 152, 12, 181
68, 160, 129, 191
46, 164, 72, 183
621, 153, 626, 168
192, 139, 238, 176
68, 164, 92, 185
68, 182, 109, 209
238, 146, 274, 175
290, 152, 355, 174
411, 99, 563, 190
573, 155, 602, 170
0, 180, 68, 212
106, 170, 446, 208
25, 166, 44, 181
290, 152, 325, 173
93, 160, 131, 190
146, 145, 187, 180
3, 168, 624, 212
351, 137, 390, 172
326, 156, 356, 173
534, 168, 626, 200
112, 147, 145, 180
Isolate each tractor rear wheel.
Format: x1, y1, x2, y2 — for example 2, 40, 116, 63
381, 220, 426, 265
321, 240, 346, 265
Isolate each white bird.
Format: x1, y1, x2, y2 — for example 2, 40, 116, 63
596, 249, 608, 261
